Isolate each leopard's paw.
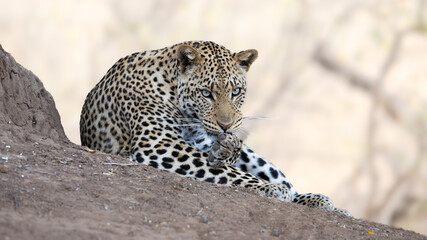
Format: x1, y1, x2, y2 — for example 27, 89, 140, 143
208, 133, 242, 168
256, 183, 293, 201
293, 193, 335, 212
333, 207, 352, 217
293, 193, 352, 216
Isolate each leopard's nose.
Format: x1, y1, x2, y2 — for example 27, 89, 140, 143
217, 121, 233, 131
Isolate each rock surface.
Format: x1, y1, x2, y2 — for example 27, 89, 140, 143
0, 45, 425, 240
0, 45, 66, 141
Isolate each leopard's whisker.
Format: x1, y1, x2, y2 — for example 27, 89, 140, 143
175, 118, 203, 124
170, 123, 203, 127
233, 128, 250, 140
175, 117, 202, 122
242, 116, 267, 122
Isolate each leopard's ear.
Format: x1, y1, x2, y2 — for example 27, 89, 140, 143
234, 49, 258, 72
177, 45, 201, 75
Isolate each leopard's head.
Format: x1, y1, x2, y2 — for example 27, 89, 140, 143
176, 41, 257, 135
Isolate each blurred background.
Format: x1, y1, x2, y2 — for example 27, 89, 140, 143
1, 0, 426, 234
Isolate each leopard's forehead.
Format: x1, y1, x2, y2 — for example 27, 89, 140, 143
181, 41, 244, 87
185, 41, 233, 57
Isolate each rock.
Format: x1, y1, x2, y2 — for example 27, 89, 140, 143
0, 44, 425, 240
0, 44, 67, 141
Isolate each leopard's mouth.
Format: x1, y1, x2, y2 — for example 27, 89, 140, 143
202, 121, 240, 136
202, 121, 228, 135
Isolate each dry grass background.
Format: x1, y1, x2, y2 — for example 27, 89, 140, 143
1, 0, 426, 234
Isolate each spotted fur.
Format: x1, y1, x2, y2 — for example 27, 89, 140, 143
80, 41, 350, 216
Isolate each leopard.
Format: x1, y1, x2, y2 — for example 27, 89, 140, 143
80, 41, 351, 216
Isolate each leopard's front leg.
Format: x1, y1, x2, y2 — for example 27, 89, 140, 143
205, 133, 293, 201
132, 127, 293, 203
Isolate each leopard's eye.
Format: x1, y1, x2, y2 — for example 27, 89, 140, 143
231, 88, 241, 97
201, 89, 213, 99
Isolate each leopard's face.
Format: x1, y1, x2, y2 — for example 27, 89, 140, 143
176, 42, 257, 135
191, 64, 247, 135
